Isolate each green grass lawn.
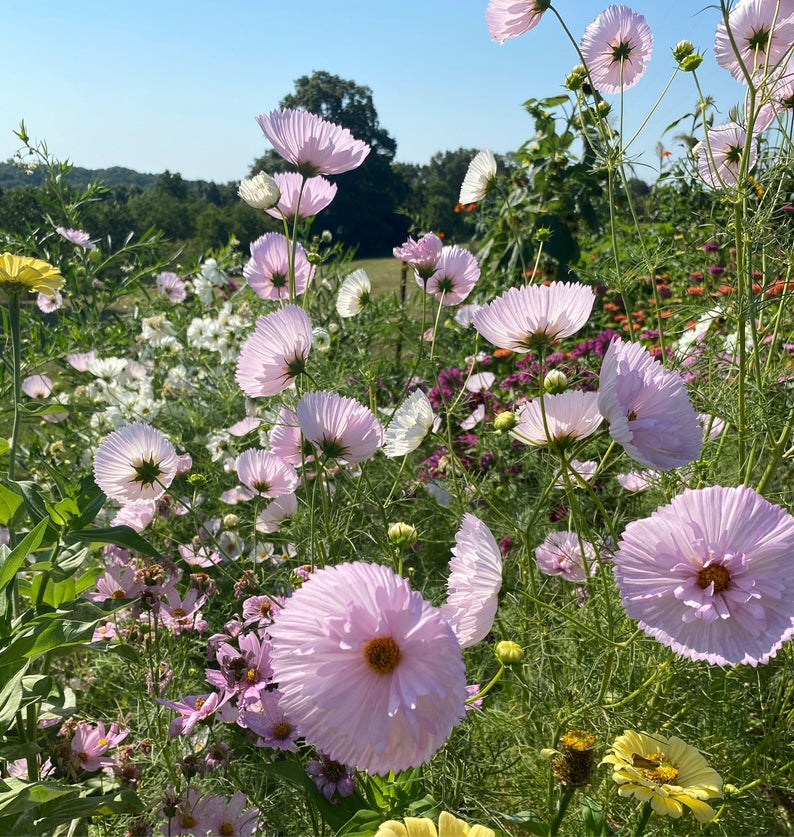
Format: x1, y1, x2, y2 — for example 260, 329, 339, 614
349, 256, 408, 298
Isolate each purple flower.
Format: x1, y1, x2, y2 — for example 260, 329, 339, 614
56, 225, 97, 250
486, 0, 549, 43
266, 172, 337, 220
268, 561, 467, 774
393, 233, 443, 281
256, 108, 370, 176
155, 271, 187, 303
306, 753, 357, 801
241, 688, 300, 751
579, 5, 654, 94
613, 485, 794, 666
156, 693, 226, 738
243, 231, 314, 300
597, 338, 702, 470
423, 245, 481, 305
535, 531, 597, 582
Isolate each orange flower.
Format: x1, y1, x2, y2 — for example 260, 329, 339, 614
718, 284, 735, 295
437, 231, 445, 239
751, 283, 762, 294
662, 150, 672, 157
660, 309, 672, 318
454, 203, 463, 213
493, 348, 513, 359
687, 287, 704, 296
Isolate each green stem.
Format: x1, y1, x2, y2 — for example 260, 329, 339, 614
549, 786, 575, 837
7, 292, 23, 481
632, 800, 653, 837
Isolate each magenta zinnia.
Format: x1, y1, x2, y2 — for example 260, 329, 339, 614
256, 108, 370, 176
268, 561, 467, 774
243, 231, 314, 300
613, 485, 794, 666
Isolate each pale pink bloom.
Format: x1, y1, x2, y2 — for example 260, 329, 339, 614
466, 372, 496, 393
423, 245, 481, 305
37, 290, 63, 312
157, 693, 227, 738
613, 484, 794, 666
617, 470, 658, 492
235, 304, 312, 398
460, 403, 486, 430
235, 449, 299, 498
93, 422, 178, 504
696, 122, 757, 188
455, 303, 482, 327
511, 391, 603, 446
70, 721, 128, 771
268, 561, 467, 774
192, 791, 261, 837
227, 416, 263, 437
440, 514, 503, 648
383, 389, 438, 458
266, 171, 337, 219
700, 413, 727, 442
87, 563, 142, 603
159, 587, 207, 635
554, 458, 598, 489
473, 282, 595, 351
256, 108, 370, 176
21, 374, 52, 398
175, 452, 192, 475
297, 390, 384, 465
597, 338, 702, 470
177, 542, 222, 568
535, 531, 597, 582
242, 594, 283, 627
393, 232, 443, 281
753, 60, 794, 131
91, 622, 117, 642
580, 5, 654, 94
241, 688, 300, 751
111, 499, 157, 532
66, 351, 95, 371
155, 271, 187, 303
256, 493, 298, 533
243, 231, 314, 300
268, 407, 309, 465
207, 632, 273, 700
459, 149, 497, 203
486, 0, 548, 43
56, 225, 97, 250
714, 0, 794, 82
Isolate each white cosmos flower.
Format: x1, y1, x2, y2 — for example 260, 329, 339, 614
86, 356, 129, 381
383, 389, 439, 457
459, 149, 497, 204
336, 268, 371, 317
238, 171, 281, 210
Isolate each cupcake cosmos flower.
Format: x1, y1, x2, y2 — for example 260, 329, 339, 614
511, 391, 603, 447
267, 172, 337, 220
486, 0, 550, 44
602, 730, 723, 823
243, 232, 315, 300
0, 252, 64, 297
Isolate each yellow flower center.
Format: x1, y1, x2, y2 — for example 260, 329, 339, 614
560, 729, 596, 751
364, 636, 402, 674
636, 751, 680, 785
273, 721, 292, 740
220, 823, 235, 837
697, 564, 731, 593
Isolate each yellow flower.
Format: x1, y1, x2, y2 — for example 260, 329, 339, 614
601, 730, 723, 823
0, 252, 64, 297
375, 810, 495, 837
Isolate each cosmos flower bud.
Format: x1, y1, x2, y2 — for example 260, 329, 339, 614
223, 513, 240, 529
388, 521, 419, 547
565, 65, 587, 91
544, 369, 569, 394
495, 640, 523, 665
238, 172, 281, 210
494, 411, 517, 432
188, 473, 207, 486
672, 39, 695, 61
679, 53, 704, 72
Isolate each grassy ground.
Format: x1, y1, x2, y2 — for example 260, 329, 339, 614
349, 257, 408, 298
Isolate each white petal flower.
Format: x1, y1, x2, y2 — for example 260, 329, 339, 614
238, 171, 281, 210
459, 149, 497, 204
383, 390, 438, 457
336, 269, 371, 318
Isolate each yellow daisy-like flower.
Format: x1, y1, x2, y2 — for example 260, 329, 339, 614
0, 252, 64, 297
601, 730, 723, 823
375, 810, 495, 837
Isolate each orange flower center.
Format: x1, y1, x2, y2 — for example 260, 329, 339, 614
697, 564, 731, 593
364, 636, 402, 675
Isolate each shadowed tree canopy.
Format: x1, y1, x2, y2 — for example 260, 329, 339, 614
251, 71, 408, 257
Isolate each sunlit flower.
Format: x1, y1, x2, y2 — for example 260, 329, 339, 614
235, 449, 299, 498
424, 245, 481, 305
191, 791, 260, 837
440, 513, 503, 647
235, 304, 313, 398
473, 282, 594, 351
37, 290, 63, 312
93, 422, 178, 504
714, 0, 794, 83
602, 730, 722, 823
0, 252, 64, 297
297, 390, 384, 465
486, 0, 549, 44
383, 389, 438, 457
21, 374, 53, 398
597, 337, 702, 470
56, 226, 97, 250
111, 499, 157, 532
256, 108, 371, 176
241, 689, 300, 752
336, 268, 371, 317
535, 531, 597, 581
554, 458, 598, 489
616, 470, 659, 492
238, 171, 280, 210
511, 391, 603, 447
243, 232, 315, 300
255, 493, 298, 534
70, 721, 128, 772
613, 484, 794, 666
579, 5, 654, 93
695, 122, 756, 188
269, 561, 467, 774
375, 810, 495, 837
393, 233, 443, 281
459, 149, 497, 204
266, 172, 337, 219
155, 271, 187, 303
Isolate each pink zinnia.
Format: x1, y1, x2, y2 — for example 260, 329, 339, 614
597, 338, 702, 471
423, 245, 481, 305
511, 391, 603, 447
235, 304, 312, 398
243, 232, 314, 300
93, 422, 178, 504
486, 0, 549, 44
579, 5, 654, 94
297, 390, 384, 465
235, 449, 299, 498
440, 514, 503, 648
473, 282, 595, 351
535, 531, 597, 582
613, 485, 794, 666
696, 123, 757, 188
268, 561, 467, 774
266, 172, 337, 220
393, 232, 444, 281
256, 108, 370, 176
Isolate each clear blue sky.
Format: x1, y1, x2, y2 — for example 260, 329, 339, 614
1, 1, 745, 183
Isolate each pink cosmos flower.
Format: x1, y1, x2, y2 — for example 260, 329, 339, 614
306, 753, 357, 801
241, 688, 300, 751
268, 406, 310, 465
177, 542, 222, 568
440, 514, 503, 648
297, 390, 384, 465
256, 493, 299, 534
473, 282, 595, 351
753, 61, 794, 131
70, 721, 128, 771
155, 271, 187, 303
696, 123, 757, 188
269, 561, 467, 774
613, 485, 794, 666
486, 0, 549, 43
511, 391, 603, 446
91, 622, 117, 642
243, 231, 314, 300
66, 351, 95, 371
714, 0, 794, 83
423, 245, 481, 305
37, 290, 63, 312
235, 304, 312, 398
227, 416, 263, 437
266, 171, 338, 219
157, 692, 227, 738
579, 5, 654, 94
616, 470, 659, 492
535, 531, 597, 582
111, 499, 157, 532
393, 232, 444, 281
597, 338, 702, 470
93, 422, 178, 504
554, 458, 598, 489
56, 226, 97, 250
235, 449, 299, 498
159, 587, 207, 635
21, 374, 53, 398
256, 108, 370, 176
191, 792, 261, 837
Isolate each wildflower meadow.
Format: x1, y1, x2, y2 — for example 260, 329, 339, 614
2, 2, 794, 836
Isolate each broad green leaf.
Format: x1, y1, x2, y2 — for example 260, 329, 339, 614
64, 525, 162, 559
0, 518, 49, 592
0, 483, 22, 525
0, 664, 29, 736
